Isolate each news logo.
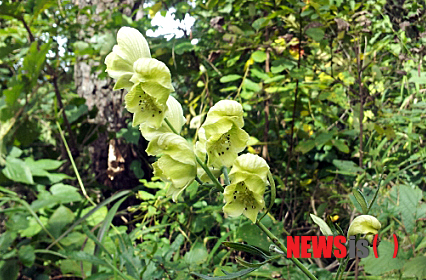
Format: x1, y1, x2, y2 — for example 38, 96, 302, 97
286, 234, 398, 259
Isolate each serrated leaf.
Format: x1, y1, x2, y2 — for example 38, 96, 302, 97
402, 256, 426, 278
398, 185, 422, 233
360, 241, 404, 275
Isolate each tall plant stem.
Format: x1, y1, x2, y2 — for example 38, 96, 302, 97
57, 121, 96, 206
255, 221, 318, 280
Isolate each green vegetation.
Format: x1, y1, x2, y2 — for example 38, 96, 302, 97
0, 0, 425, 279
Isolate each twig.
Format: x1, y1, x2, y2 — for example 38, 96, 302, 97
280, 9, 303, 220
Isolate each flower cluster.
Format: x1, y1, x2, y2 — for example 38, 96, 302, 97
105, 27, 191, 201
105, 27, 270, 222
105, 26, 174, 129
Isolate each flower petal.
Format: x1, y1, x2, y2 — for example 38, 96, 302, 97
229, 154, 269, 184
114, 73, 134, 90
146, 133, 196, 166
125, 83, 167, 128
223, 200, 245, 217
105, 52, 134, 81
223, 182, 265, 223
203, 100, 245, 128
347, 215, 381, 238
131, 58, 174, 92
115, 27, 151, 63
154, 156, 196, 189
206, 126, 249, 168
140, 95, 185, 141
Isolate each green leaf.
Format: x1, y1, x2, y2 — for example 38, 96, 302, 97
251, 51, 266, 63
0, 231, 16, 253
2, 157, 34, 184
222, 242, 270, 259
174, 41, 193, 55
67, 251, 110, 267
403, 256, 426, 278
252, 18, 269, 31
117, 125, 140, 144
408, 70, 426, 85
130, 160, 144, 178
397, 185, 422, 233
47, 190, 131, 249
48, 205, 75, 237
306, 27, 325, 41
310, 214, 333, 236
0, 259, 19, 280
24, 158, 64, 171
33, 0, 56, 20
81, 206, 108, 227
333, 139, 349, 153
295, 140, 315, 154
184, 241, 208, 267
65, 104, 88, 124
332, 160, 364, 174
18, 245, 35, 267
360, 241, 404, 275
191, 267, 258, 280
314, 132, 334, 148
19, 216, 48, 238
242, 78, 261, 92
264, 75, 285, 84
352, 188, 368, 214
220, 74, 242, 83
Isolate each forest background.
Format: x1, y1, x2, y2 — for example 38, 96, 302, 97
0, 0, 425, 279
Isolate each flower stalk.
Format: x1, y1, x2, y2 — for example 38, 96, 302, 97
255, 220, 319, 280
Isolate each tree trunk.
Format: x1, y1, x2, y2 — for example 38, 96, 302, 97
73, 0, 148, 192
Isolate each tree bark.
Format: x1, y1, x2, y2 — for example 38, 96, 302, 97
73, 0, 148, 191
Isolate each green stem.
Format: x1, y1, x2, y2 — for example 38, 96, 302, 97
195, 156, 224, 192
366, 170, 384, 214
255, 221, 318, 280
336, 256, 349, 280
222, 166, 230, 185
56, 121, 96, 206
164, 118, 179, 134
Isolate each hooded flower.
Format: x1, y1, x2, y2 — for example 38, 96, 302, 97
347, 215, 381, 244
146, 133, 197, 201
200, 100, 249, 168
223, 154, 270, 223
140, 95, 185, 141
228, 153, 270, 185
105, 27, 151, 90
194, 128, 221, 182
105, 27, 174, 127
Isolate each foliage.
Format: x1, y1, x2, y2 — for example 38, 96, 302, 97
0, 0, 425, 279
